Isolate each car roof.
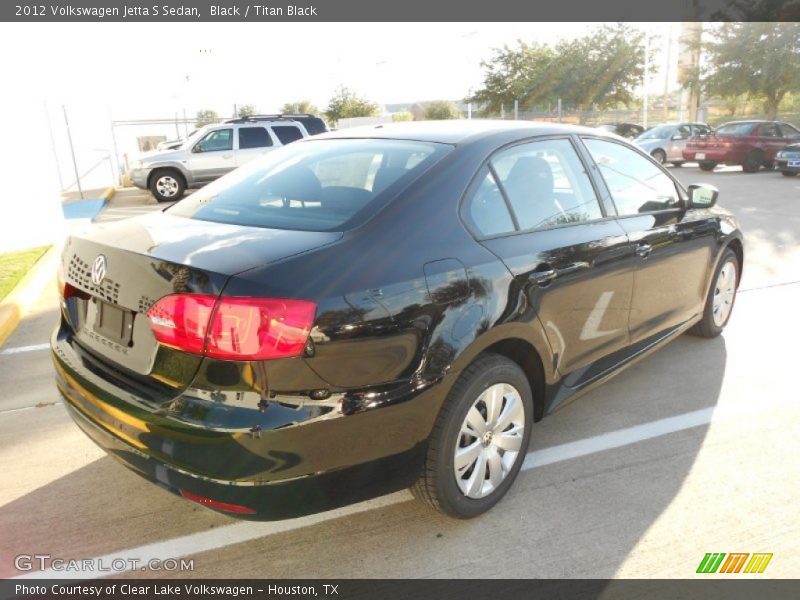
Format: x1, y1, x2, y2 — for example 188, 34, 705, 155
314, 119, 613, 145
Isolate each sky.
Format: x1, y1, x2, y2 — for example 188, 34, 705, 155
0, 22, 680, 191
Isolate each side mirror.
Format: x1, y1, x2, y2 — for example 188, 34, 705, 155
687, 183, 719, 208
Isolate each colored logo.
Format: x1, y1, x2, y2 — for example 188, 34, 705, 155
697, 552, 773, 574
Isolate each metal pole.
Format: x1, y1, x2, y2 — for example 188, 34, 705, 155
500, 104, 505, 119
467, 103, 472, 120
514, 99, 519, 120
557, 98, 562, 123
663, 24, 672, 122
62, 105, 84, 200
174, 112, 180, 138
643, 35, 650, 129
109, 111, 122, 186
44, 100, 64, 190
183, 108, 189, 137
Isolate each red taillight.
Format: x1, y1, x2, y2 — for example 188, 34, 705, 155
180, 490, 256, 514
146, 294, 316, 361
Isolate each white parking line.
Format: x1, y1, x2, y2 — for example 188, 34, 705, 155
14, 395, 780, 580
1, 343, 50, 355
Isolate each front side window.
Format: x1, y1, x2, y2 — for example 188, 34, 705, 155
195, 129, 233, 153
272, 125, 304, 145
238, 127, 272, 149
169, 139, 451, 231
488, 138, 603, 231
583, 138, 679, 216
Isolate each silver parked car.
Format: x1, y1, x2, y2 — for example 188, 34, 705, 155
129, 115, 327, 202
634, 122, 713, 166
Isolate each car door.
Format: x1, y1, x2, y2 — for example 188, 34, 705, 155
235, 125, 275, 166
582, 137, 717, 345
667, 124, 692, 161
758, 122, 785, 160
464, 137, 635, 378
187, 127, 235, 184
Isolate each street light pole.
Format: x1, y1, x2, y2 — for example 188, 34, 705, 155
62, 105, 84, 200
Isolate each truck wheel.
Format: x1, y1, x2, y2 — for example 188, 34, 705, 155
149, 169, 186, 202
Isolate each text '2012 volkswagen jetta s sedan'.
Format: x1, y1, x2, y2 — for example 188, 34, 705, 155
52, 121, 743, 519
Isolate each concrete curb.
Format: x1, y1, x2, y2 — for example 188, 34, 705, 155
0, 246, 59, 348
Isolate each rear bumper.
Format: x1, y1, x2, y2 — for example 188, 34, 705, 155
682, 148, 745, 163
52, 325, 446, 519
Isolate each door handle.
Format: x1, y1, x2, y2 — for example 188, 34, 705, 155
528, 268, 558, 286
635, 243, 653, 258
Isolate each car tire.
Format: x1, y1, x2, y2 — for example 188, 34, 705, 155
149, 169, 186, 202
651, 149, 666, 165
671, 161, 685, 167
688, 248, 739, 338
741, 150, 764, 173
781, 171, 797, 177
411, 354, 533, 519
698, 161, 717, 171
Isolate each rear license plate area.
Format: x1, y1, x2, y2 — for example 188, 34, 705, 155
695, 152, 706, 160
93, 300, 135, 346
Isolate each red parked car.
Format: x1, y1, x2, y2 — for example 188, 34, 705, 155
682, 120, 800, 172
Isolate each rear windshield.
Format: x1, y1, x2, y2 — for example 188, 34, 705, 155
168, 138, 451, 231
715, 123, 756, 136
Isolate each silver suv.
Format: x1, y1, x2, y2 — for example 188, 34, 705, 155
130, 115, 327, 202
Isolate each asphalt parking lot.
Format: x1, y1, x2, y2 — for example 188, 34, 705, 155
1, 165, 798, 579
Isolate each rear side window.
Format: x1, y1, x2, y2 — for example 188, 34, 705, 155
272, 125, 304, 145
583, 138, 679, 215
168, 139, 451, 231
781, 123, 800, 137
693, 124, 712, 135
463, 169, 516, 237
761, 123, 781, 137
238, 127, 272, 149
715, 123, 756, 136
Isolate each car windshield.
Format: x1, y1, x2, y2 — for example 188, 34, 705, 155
168, 138, 452, 231
637, 125, 674, 140
715, 123, 756, 136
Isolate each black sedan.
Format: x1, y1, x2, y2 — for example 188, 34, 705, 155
776, 142, 800, 176
52, 121, 743, 519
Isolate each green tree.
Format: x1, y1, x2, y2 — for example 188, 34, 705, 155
237, 104, 257, 118
392, 110, 414, 122
422, 101, 463, 120
324, 86, 380, 125
195, 109, 220, 127
279, 100, 320, 115
703, 23, 800, 120
469, 24, 652, 121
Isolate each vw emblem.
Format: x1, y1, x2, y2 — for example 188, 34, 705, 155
91, 255, 107, 286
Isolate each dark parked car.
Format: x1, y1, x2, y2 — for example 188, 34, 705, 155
596, 122, 645, 139
53, 121, 743, 520
682, 120, 800, 172
775, 143, 800, 176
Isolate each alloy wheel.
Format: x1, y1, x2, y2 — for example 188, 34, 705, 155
156, 175, 180, 198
